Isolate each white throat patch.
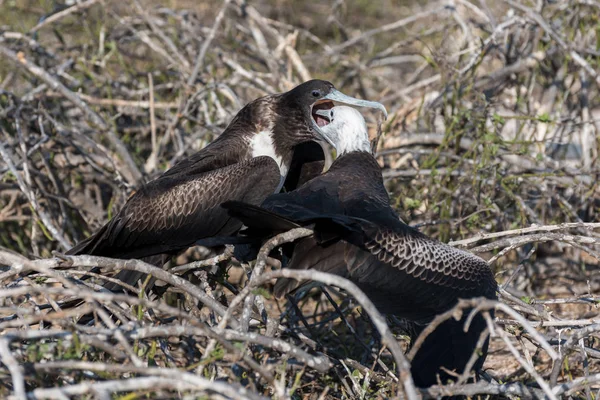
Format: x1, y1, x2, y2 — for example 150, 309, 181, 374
250, 130, 290, 192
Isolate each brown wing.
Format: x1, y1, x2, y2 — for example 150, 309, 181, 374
363, 225, 496, 293
344, 223, 497, 320
272, 223, 496, 386
160, 134, 249, 178
68, 156, 280, 259
274, 221, 496, 321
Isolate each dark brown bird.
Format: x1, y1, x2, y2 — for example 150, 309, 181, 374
223, 106, 497, 388
67, 81, 387, 291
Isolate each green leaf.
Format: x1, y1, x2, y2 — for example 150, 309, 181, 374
492, 113, 505, 124
537, 113, 552, 123
521, 296, 532, 304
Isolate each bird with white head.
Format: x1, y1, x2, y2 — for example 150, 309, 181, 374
314, 106, 373, 155
223, 103, 497, 389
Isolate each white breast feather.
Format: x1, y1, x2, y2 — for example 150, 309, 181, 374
250, 130, 290, 192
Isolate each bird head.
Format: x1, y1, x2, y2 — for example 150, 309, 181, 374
282, 80, 387, 147
314, 106, 372, 155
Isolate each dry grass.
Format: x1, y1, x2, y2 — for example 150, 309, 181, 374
0, 0, 599, 398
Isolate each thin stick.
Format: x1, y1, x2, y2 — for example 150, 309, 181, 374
145, 73, 158, 173
29, 0, 101, 33
0, 45, 141, 184
497, 328, 558, 400
188, 0, 232, 85
25, 376, 266, 400
327, 6, 448, 54
0, 338, 25, 400
228, 267, 419, 400
0, 141, 71, 249
240, 228, 313, 332
450, 222, 600, 247
59, 254, 232, 322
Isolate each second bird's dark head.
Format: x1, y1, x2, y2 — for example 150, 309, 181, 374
276, 79, 387, 148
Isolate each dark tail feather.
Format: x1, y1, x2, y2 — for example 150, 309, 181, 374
65, 225, 109, 256
67, 225, 136, 292
409, 310, 491, 388
222, 201, 299, 233
223, 200, 365, 243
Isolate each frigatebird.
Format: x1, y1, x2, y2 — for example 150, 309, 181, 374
223, 106, 498, 387
67, 81, 387, 291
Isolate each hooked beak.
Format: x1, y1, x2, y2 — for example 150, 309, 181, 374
309, 89, 386, 148
312, 109, 336, 148
322, 89, 388, 119
314, 109, 331, 121
310, 110, 336, 148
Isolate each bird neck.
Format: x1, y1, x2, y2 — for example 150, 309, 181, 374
249, 129, 292, 181
222, 96, 295, 179
333, 122, 371, 156
329, 151, 393, 220
330, 151, 383, 183
337, 138, 371, 155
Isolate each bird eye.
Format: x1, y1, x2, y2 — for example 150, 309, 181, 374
311, 90, 320, 97
330, 110, 334, 120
